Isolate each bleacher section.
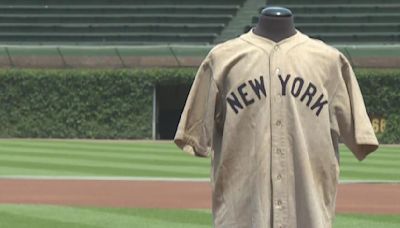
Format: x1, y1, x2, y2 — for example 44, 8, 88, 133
247, 0, 400, 44
0, 0, 398, 69
0, 0, 244, 45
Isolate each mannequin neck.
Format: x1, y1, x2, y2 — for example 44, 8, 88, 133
253, 15, 296, 42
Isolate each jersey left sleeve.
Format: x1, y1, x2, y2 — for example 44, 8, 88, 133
329, 54, 379, 161
174, 56, 220, 157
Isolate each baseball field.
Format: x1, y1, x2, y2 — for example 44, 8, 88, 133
0, 139, 399, 227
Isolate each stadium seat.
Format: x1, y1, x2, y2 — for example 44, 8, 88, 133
248, 2, 400, 44
0, 0, 244, 44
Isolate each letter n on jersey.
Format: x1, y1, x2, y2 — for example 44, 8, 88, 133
227, 76, 266, 114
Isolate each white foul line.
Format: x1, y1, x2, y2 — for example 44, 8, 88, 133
0, 176, 398, 184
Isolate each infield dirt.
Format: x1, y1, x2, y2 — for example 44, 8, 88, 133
0, 179, 399, 214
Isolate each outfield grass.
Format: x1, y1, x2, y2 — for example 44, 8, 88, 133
0, 139, 398, 181
0, 140, 398, 227
0, 205, 398, 228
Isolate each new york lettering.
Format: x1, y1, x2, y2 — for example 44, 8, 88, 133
278, 74, 328, 116
226, 74, 328, 117
226, 76, 266, 114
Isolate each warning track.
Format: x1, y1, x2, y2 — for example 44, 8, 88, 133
0, 179, 399, 214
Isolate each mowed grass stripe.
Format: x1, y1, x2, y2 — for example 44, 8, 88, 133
340, 146, 399, 155
340, 156, 400, 167
3, 140, 396, 152
339, 158, 400, 167
0, 166, 99, 177
0, 149, 210, 167
0, 140, 398, 180
339, 170, 400, 180
10, 148, 399, 174
0, 205, 399, 228
0, 139, 175, 146
0, 211, 100, 228
340, 152, 400, 160
0, 140, 210, 178
17, 143, 392, 167
0, 160, 209, 178
0, 205, 211, 228
0, 140, 177, 150
342, 151, 399, 159
0, 140, 178, 151
340, 165, 400, 174
339, 146, 400, 179
0, 142, 182, 157
0, 154, 209, 175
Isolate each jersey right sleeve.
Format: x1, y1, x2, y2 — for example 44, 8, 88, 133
329, 54, 379, 161
174, 57, 220, 157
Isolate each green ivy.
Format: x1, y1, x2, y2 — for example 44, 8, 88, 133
0, 68, 398, 143
0, 68, 195, 139
355, 68, 400, 143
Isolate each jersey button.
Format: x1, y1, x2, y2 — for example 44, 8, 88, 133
277, 200, 283, 208
277, 174, 282, 180
275, 94, 282, 102
276, 120, 282, 126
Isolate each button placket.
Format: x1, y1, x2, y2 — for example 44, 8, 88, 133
275, 67, 282, 102
270, 46, 288, 228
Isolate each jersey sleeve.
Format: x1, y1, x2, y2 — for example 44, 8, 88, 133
174, 56, 220, 157
329, 54, 379, 161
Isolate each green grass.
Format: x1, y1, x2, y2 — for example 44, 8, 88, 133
339, 146, 400, 181
0, 139, 398, 181
0, 205, 398, 228
0, 140, 398, 227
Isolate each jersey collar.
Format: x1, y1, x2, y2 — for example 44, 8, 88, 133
240, 28, 309, 53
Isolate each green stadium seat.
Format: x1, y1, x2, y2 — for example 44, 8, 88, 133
0, 5, 240, 15
296, 23, 400, 33
0, 14, 234, 24
0, 32, 219, 44
0, 0, 245, 6
267, 0, 399, 4
295, 13, 400, 24
0, 23, 226, 34
308, 32, 400, 43
277, 4, 400, 14
248, 3, 400, 44
0, 1, 245, 44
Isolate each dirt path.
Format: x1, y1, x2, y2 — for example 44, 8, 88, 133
0, 179, 399, 214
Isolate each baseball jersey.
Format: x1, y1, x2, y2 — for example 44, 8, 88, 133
174, 30, 379, 228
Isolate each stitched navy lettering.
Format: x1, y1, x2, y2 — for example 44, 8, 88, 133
249, 76, 266, 99
280, 74, 328, 117
311, 94, 328, 116
291, 77, 304, 97
278, 74, 291, 95
226, 92, 243, 114
227, 73, 328, 117
227, 75, 266, 114
238, 82, 255, 106
300, 82, 317, 106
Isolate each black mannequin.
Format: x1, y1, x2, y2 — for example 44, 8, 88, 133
253, 6, 297, 42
